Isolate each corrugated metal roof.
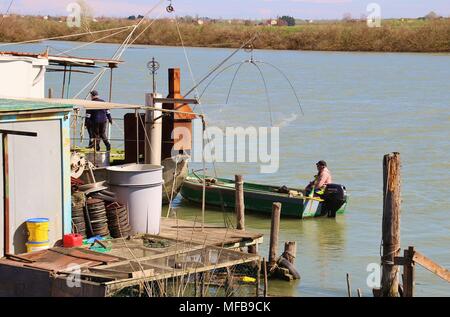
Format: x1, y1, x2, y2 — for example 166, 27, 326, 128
0, 98, 74, 113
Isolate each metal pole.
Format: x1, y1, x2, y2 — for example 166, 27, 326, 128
201, 117, 206, 231
2, 134, 9, 255
107, 68, 114, 140
136, 109, 139, 164
145, 93, 162, 165
109, 68, 114, 102
61, 65, 67, 98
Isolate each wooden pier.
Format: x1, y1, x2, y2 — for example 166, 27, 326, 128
159, 217, 263, 250
0, 217, 263, 297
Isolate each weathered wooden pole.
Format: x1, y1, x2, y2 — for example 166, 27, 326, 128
235, 175, 245, 230
346, 273, 352, 297
263, 258, 268, 297
283, 241, 297, 264
381, 152, 401, 297
403, 246, 415, 297
48, 88, 53, 99
269, 202, 282, 268
200, 272, 205, 297
256, 259, 261, 297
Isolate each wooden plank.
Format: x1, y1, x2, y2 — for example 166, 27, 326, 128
413, 251, 450, 283
104, 254, 260, 293
153, 98, 198, 105
51, 276, 107, 297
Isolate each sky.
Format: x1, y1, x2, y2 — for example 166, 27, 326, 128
2, 0, 449, 20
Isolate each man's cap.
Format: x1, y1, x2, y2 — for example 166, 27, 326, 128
316, 160, 327, 167
90, 90, 99, 97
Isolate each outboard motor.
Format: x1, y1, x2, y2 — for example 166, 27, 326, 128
321, 184, 347, 217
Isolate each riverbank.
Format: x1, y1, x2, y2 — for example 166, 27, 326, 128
1, 16, 449, 53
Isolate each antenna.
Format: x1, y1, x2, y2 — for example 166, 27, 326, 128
147, 57, 160, 93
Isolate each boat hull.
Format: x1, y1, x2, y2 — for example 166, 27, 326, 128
180, 176, 347, 218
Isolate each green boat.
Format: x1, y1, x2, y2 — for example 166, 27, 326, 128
180, 174, 348, 218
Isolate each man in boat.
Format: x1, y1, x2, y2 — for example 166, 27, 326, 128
305, 160, 332, 196
87, 90, 113, 151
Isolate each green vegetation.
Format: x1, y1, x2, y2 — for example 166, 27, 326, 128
1, 15, 449, 53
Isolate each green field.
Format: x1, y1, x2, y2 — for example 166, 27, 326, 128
1, 16, 449, 53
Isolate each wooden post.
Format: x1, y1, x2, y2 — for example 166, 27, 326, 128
48, 88, 53, 99
225, 268, 234, 297
256, 259, 261, 297
235, 175, 245, 230
194, 273, 198, 297
403, 246, 415, 297
269, 202, 281, 268
381, 152, 401, 297
263, 258, 268, 297
346, 273, 352, 297
200, 272, 205, 297
283, 241, 297, 264
357, 288, 362, 297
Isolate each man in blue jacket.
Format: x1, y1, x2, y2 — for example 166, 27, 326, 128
88, 90, 112, 151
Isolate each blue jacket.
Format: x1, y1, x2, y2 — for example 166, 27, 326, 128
86, 98, 112, 123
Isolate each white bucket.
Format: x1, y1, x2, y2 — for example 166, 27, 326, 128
106, 164, 163, 235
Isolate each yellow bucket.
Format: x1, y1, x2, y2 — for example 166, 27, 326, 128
26, 240, 50, 253
26, 218, 49, 242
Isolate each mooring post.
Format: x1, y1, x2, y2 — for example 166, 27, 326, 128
381, 152, 401, 297
269, 202, 282, 268
403, 246, 415, 297
256, 258, 261, 297
283, 241, 297, 264
200, 272, 205, 297
48, 88, 53, 99
346, 273, 352, 297
194, 273, 198, 297
235, 175, 245, 230
263, 257, 268, 297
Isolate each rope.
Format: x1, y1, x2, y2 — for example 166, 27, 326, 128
56, 27, 131, 56
171, 12, 235, 228
0, 25, 135, 47
0, 0, 14, 29
72, 0, 165, 100
183, 32, 259, 99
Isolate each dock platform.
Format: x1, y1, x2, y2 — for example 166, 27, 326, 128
159, 217, 264, 249
0, 217, 263, 297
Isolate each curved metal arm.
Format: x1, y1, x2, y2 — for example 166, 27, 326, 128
257, 61, 304, 115
199, 61, 244, 99
250, 61, 273, 126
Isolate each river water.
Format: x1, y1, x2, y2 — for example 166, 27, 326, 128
6, 41, 449, 296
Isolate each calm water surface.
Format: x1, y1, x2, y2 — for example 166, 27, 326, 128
6, 41, 449, 296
